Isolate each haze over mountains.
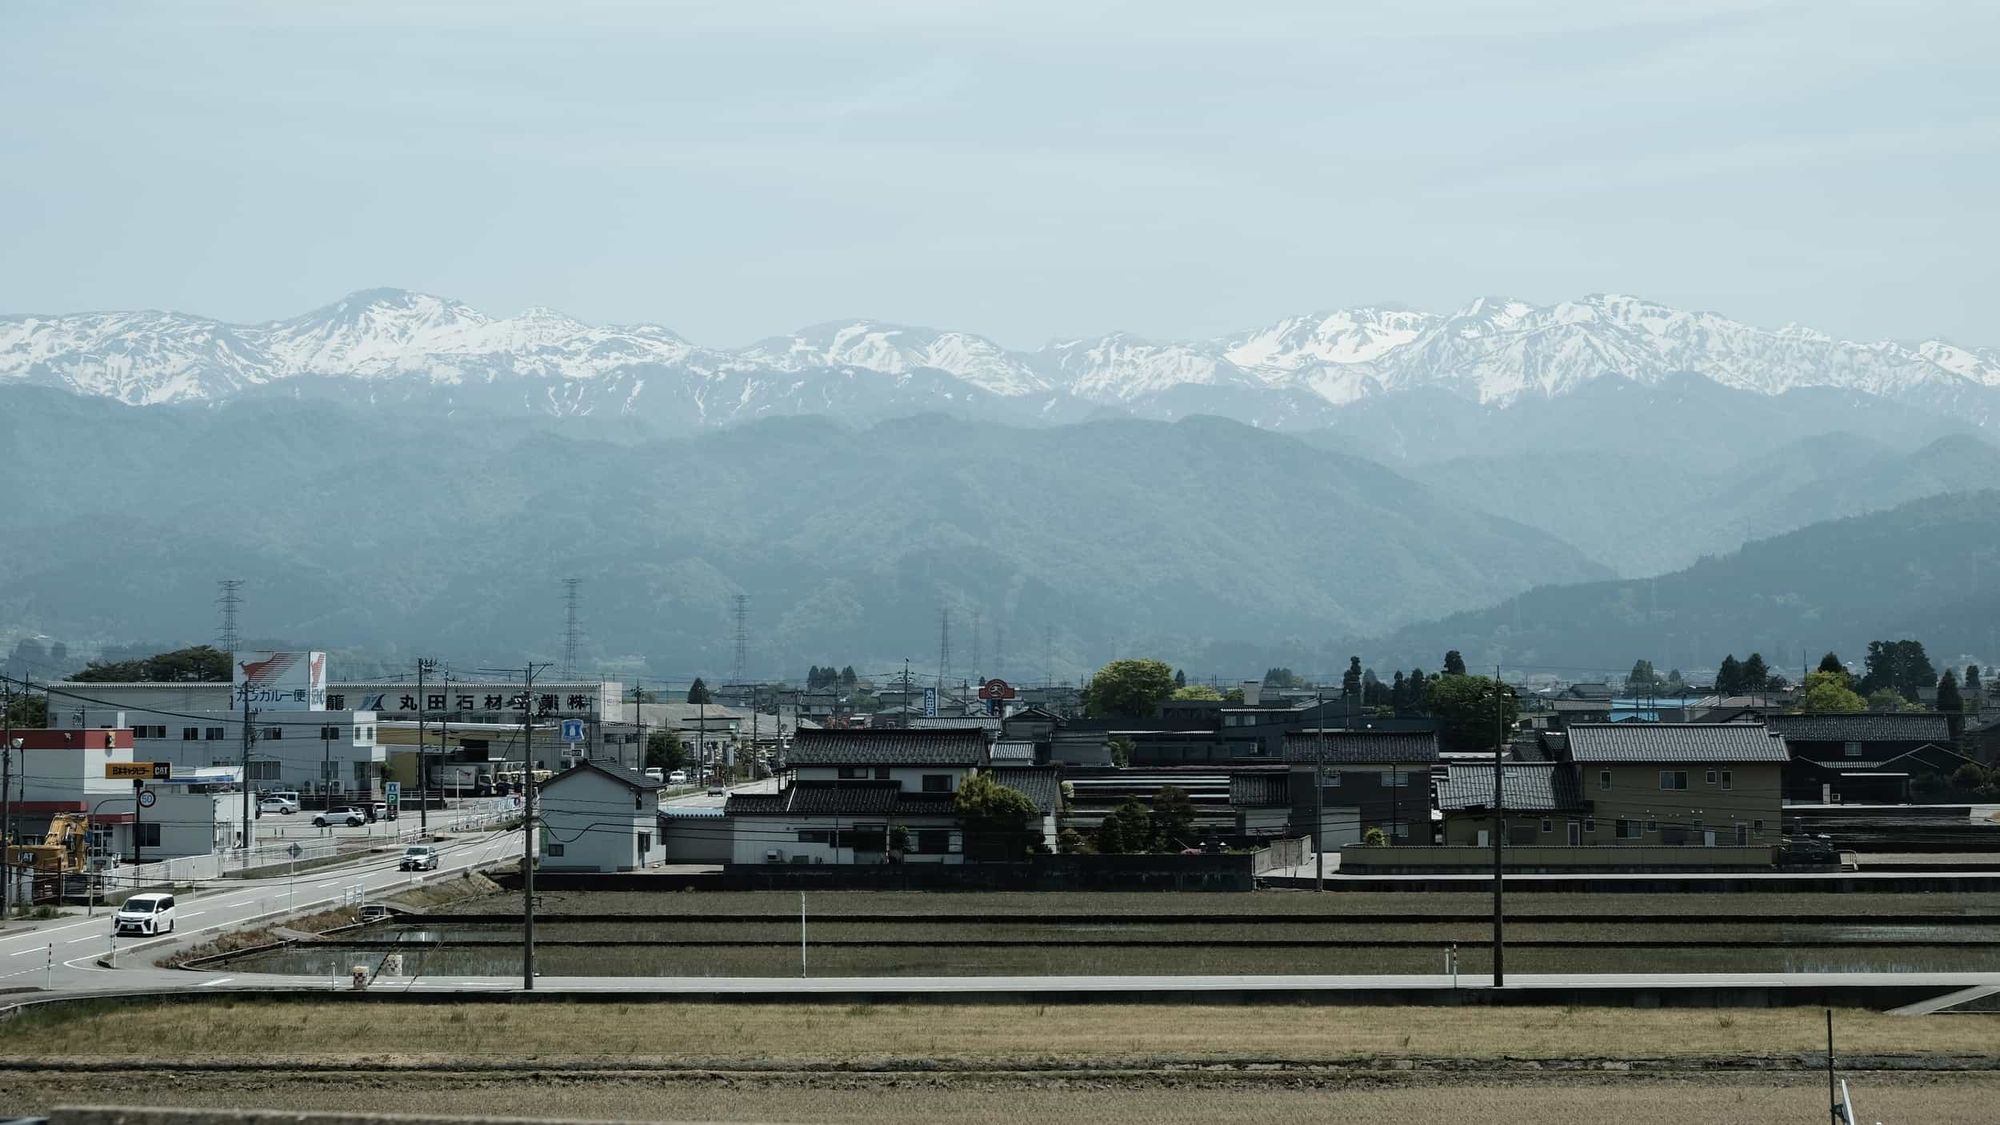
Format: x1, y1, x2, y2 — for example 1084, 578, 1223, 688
4, 288, 1997, 679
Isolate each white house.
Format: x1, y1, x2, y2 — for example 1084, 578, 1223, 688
726, 729, 986, 864
537, 761, 666, 872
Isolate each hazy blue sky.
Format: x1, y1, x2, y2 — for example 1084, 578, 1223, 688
3, 1, 1993, 347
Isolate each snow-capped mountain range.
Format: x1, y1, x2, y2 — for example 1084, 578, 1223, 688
3, 288, 1996, 429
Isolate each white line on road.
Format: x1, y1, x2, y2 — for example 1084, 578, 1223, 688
181, 912, 206, 919
200, 977, 236, 987
9, 946, 44, 956
65, 934, 100, 944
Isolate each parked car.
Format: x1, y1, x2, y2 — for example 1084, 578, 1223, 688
256, 796, 299, 816
364, 801, 396, 822
706, 780, 728, 796
113, 892, 176, 936
644, 767, 665, 783
314, 806, 366, 828
668, 769, 689, 785
398, 845, 440, 871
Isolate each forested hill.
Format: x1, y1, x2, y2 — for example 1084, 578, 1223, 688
1361, 490, 2000, 675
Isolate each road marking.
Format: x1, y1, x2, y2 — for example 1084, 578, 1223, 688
200, 977, 236, 987
181, 912, 206, 919
9, 947, 44, 956
314, 881, 338, 887
65, 934, 102, 944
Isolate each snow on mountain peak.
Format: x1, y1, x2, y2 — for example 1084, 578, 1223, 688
2, 289, 1994, 419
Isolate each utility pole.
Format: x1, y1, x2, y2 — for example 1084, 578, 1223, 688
1314, 691, 1325, 891
2, 680, 14, 918
520, 661, 548, 991
239, 689, 256, 850
1491, 665, 1506, 988
416, 658, 438, 833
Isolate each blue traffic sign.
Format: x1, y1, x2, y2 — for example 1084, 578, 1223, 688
560, 718, 585, 743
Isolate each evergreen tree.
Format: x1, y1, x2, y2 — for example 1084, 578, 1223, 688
1626, 659, 1660, 691
1665, 668, 1687, 694
1342, 657, 1362, 698
1741, 653, 1770, 692
1818, 652, 1845, 675
1938, 669, 1964, 713
686, 677, 713, 704
1859, 640, 1937, 701
1967, 664, 1981, 691
1149, 786, 1197, 851
840, 666, 857, 688
1361, 668, 1388, 707
1173, 668, 1187, 689
1407, 668, 1427, 709
1443, 650, 1467, 676
1714, 655, 1742, 694
1390, 670, 1409, 713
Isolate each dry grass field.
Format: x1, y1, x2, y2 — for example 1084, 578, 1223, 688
3, 1000, 1994, 1063
4, 1001, 1995, 1122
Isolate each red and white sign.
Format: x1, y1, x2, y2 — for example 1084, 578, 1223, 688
976, 678, 1016, 701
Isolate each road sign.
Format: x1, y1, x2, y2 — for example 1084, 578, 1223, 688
976, 678, 1016, 701
288, 842, 303, 860
385, 781, 401, 805
560, 718, 585, 744
136, 789, 157, 809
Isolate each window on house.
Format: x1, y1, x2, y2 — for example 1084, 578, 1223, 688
1705, 769, 1718, 785
1752, 819, 1765, 833
1720, 770, 1732, 790
262, 727, 284, 741
797, 830, 832, 844
1735, 824, 1749, 846
837, 766, 867, 780
1614, 819, 1635, 839
182, 727, 199, 741
1844, 741, 1862, 758
917, 829, 950, 854
1644, 820, 1658, 833
1599, 769, 1611, 791
205, 727, 224, 740
247, 761, 281, 781
1539, 818, 1552, 833
875, 766, 891, 780
922, 774, 951, 793
1583, 818, 1595, 832
546, 843, 565, 857
320, 725, 342, 740
637, 831, 651, 853
1659, 770, 1688, 790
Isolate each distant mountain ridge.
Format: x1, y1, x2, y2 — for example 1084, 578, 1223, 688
5, 289, 1996, 429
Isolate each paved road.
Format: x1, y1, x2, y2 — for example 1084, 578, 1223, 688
0, 828, 522, 993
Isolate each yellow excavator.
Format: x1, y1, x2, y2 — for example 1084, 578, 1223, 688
6, 812, 92, 903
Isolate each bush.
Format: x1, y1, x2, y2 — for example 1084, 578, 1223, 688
1361, 827, 1389, 847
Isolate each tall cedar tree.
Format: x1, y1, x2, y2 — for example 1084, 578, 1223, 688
1173, 669, 1187, 689
1819, 652, 1845, 675
1741, 653, 1770, 692
1938, 670, 1966, 739
1443, 650, 1467, 676
1149, 786, 1198, 851
1966, 665, 1981, 691
1716, 655, 1744, 695
1860, 640, 1937, 701
1342, 657, 1362, 698
1390, 671, 1409, 713
686, 677, 713, 704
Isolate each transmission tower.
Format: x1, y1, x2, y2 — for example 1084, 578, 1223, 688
936, 607, 952, 692
216, 579, 244, 653
969, 608, 982, 678
561, 579, 582, 678
731, 594, 749, 685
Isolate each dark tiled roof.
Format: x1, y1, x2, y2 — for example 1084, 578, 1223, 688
1279, 729, 1440, 764
1436, 762, 1585, 813
989, 768, 1061, 814
540, 760, 662, 793
906, 716, 1001, 733
1564, 723, 1788, 763
1765, 712, 1951, 743
726, 781, 962, 818
788, 728, 984, 766
1229, 773, 1291, 808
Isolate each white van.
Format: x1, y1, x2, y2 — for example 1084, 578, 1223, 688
113, 892, 177, 936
